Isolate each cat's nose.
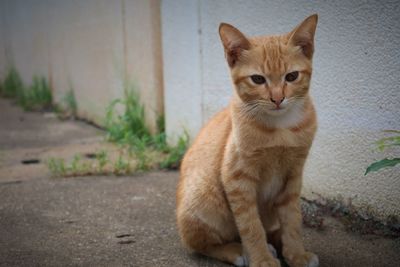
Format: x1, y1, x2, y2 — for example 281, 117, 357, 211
270, 97, 285, 107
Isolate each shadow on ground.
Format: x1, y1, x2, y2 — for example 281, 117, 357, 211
0, 99, 399, 266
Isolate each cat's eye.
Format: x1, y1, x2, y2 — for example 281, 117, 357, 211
285, 71, 299, 82
250, 75, 266, 85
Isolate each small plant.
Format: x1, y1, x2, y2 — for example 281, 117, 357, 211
47, 158, 67, 177
21, 76, 53, 111
105, 88, 150, 145
0, 68, 25, 99
47, 150, 136, 177
53, 89, 78, 119
131, 146, 151, 171
96, 150, 109, 172
42, 77, 189, 177
47, 155, 88, 177
63, 89, 78, 117
114, 155, 132, 175
365, 130, 400, 175
105, 83, 189, 171
0, 68, 53, 111
70, 154, 82, 173
160, 131, 189, 169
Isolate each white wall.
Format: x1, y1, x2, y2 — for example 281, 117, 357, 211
162, 0, 400, 219
0, 0, 163, 131
161, 0, 203, 141
0, 1, 6, 78
48, 0, 126, 123
1, 0, 50, 85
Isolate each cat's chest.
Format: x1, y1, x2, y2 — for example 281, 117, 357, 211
258, 174, 284, 203
241, 128, 305, 150
253, 148, 300, 202
252, 145, 301, 171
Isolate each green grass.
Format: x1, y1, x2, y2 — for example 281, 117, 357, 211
54, 89, 78, 119
0, 68, 189, 176
47, 158, 68, 177
0, 67, 25, 99
105, 83, 189, 171
105, 89, 150, 144
0, 68, 53, 111
160, 132, 189, 169
113, 154, 132, 175
21, 76, 53, 111
96, 150, 108, 172
1, 68, 79, 118
63, 89, 78, 117
365, 130, 400, 175
47, 150, 136, 177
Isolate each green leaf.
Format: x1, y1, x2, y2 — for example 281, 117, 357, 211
375, 136, 400, 151
365, 158, 400, 175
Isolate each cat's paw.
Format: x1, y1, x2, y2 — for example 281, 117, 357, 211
234, 255, 249, 267
250, 257, 281, 267
234, 244, 277, 266
267, 243, 277, 258
304, 253, 319, 267
287, 252, 318, 267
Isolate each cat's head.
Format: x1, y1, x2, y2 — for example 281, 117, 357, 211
219, 15, 318, 118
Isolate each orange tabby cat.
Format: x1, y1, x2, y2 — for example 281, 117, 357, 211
177, 14, 319, 267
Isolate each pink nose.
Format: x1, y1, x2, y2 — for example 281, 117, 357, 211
270, 97, 285, 107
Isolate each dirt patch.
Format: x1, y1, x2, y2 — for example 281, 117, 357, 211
301, 197, 400, 238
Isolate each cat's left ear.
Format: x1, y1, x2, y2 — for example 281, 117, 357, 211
288, 14, 318, 59
219, 23, 251, 67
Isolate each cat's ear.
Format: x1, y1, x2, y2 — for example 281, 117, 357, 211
219, 23, 251, 67
288, 14, 318, 59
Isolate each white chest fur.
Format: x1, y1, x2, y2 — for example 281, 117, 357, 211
259, 98, 306, 129
259, 174, 284, 203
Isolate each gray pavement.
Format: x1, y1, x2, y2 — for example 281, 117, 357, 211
0, 98, 399, 267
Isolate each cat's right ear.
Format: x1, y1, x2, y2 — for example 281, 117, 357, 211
288, 14, 318, 59
219, 23, 251, 67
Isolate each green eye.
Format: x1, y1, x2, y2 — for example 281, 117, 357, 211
285, 71, 299, 82
250, 75, 266, 85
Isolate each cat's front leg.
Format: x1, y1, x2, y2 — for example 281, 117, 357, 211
223, 170, 281, 267
275, 178, 318, 267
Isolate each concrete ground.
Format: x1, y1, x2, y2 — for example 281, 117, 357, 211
0, 98, 399, 267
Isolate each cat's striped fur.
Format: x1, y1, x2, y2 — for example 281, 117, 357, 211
177, 14, 319, 267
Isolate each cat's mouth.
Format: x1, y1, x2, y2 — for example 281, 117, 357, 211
265, 105, 289, 116
270, 106, 287, 112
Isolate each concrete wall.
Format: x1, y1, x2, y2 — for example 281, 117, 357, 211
161, 0, 203, 141
0, 1, 6, 78
0, 0, 163, 131
162, 0, 400, 219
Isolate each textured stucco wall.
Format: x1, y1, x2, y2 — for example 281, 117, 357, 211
0, 1, 6, 78
162, 0, 400, 219
124, 0, 163, 131
0, 0, 163, 131
161, 0, 203, 141
1, 0, 50, 85
48, 0, 125, 123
